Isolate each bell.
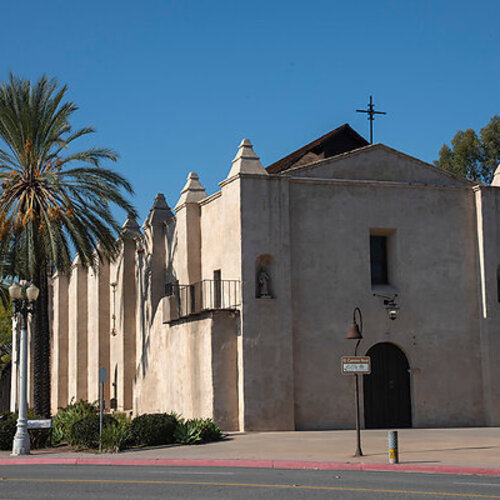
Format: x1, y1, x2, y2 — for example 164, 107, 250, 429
346, 322, 362, 340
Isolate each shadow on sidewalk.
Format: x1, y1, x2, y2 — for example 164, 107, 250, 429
363, 445, 496, 458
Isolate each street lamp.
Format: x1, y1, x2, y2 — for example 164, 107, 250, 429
346, 306, 363, 457
9, 281, 39, 455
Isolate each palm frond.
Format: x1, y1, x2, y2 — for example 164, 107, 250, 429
0, 73, 136, 279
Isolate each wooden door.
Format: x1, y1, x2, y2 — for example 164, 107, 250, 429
363, 343, 411, 429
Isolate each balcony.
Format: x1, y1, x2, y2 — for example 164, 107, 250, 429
164, 279, 240, 321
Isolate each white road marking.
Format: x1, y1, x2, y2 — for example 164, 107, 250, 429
454, 482, 500, 487
147, 470, 235, 476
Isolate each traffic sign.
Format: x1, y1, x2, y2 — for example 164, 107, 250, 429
341, 356, 371, 375
99, 367, 108, 383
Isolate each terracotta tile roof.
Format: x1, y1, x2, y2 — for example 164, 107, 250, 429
266, 124, 369, 174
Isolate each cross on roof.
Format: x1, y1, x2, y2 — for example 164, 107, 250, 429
356, 95, 386, 144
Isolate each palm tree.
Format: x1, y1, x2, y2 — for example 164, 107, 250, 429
0, 73, 136, 416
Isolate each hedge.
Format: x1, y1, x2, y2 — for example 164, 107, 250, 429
130, 413, 178, 446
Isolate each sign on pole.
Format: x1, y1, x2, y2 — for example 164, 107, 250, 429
341, 356, 371, 375
27, 419, 52, 429
98, 367, 107, 453
99, 367, 108, 384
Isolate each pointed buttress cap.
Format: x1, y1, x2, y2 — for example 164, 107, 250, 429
226, 138, 268, 179
144, 193, 174, 227
121, 213, 142, 238
175, 172, 207, 209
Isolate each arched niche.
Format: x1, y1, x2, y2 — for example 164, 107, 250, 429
255, 254, 274, 299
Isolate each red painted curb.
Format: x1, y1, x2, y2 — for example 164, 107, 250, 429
0, 457, 500, 476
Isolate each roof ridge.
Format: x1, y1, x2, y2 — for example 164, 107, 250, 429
266, 124, 368, 174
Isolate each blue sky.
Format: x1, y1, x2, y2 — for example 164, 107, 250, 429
2, 0, 499, 221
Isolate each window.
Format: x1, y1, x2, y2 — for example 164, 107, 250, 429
370, 235, 388, 285
214, 270, 221, 308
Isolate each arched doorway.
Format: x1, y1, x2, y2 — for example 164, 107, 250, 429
363, 343, 411, 429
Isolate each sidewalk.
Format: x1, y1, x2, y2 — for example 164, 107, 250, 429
1, 428, 499, 475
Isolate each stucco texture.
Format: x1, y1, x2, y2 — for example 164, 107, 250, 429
50, 138, 500, 432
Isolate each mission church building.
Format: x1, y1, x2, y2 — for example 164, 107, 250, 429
50, 124, 500, 431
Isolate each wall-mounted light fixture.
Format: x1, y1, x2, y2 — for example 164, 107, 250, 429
373, 293, 400, 320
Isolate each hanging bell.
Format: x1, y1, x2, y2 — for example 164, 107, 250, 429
346, 322, 362, 340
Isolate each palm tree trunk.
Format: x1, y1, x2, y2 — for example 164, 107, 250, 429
32, 268, 51, 417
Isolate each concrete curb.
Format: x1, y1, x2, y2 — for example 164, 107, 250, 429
0, 457, 500, 476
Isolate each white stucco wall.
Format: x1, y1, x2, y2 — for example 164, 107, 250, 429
50, 141, 500, 431
50, 274, 68, 414
290, 145, 470, 188
134, 305, 239, 430
475, 186, 500, 424
200, 183, 242, 283
288, 178, 483, 429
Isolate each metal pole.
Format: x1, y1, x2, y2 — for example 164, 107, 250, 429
354, 374, 362, 456
369, 95, 374, 144
9, 316, 18, 413
354, 337, 363, 457
99, 381, 104, 453
12, 309, 30, 455
388, 430, 399, 464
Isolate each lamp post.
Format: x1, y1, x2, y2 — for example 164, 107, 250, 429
9, 281, 39, 456
346, 306, 363, 457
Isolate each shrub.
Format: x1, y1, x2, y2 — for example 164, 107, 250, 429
0, 413, 16, 450
0, 412, 52, 450
174, 419, 202, 445
130, 413, 178, 446
53, 399, 98, 444
69, 414, 117, 449
100, 412, 132, 453
194, 418, 223, 443
111, 412, 131, 428
101, 420, 132, 452
175, 418, 222, 445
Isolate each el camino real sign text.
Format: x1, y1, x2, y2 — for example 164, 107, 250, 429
341, 356, 371, 375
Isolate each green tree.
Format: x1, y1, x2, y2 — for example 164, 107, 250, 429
0, 74, 136, 416
435, 115, 500, 184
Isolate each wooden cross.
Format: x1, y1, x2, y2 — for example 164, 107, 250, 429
356, 95, 386, 144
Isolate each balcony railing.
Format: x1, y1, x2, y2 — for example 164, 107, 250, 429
165, 279, 240, 319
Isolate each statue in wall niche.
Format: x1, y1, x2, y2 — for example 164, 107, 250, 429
257, 268, 271, 298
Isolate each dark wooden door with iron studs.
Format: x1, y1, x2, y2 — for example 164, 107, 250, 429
363, 343, 412, 429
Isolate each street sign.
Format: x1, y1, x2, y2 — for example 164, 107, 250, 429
99, 367, 108, 383
341, 356, 371, 375
27, 419, 52, 429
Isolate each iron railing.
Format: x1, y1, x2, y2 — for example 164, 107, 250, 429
165, 279, 240, 318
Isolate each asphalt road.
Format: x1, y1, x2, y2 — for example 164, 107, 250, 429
0, 465, 499, 499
